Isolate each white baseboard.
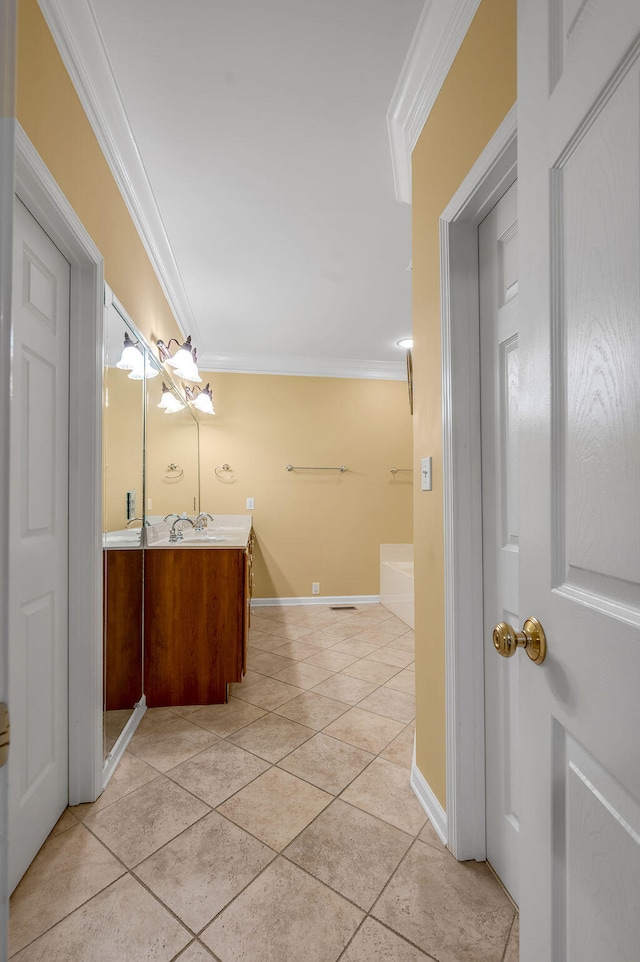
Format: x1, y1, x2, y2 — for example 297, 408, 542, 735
411, 740, 448, 847
101, 696, 146, 791
252, 595, 380, 608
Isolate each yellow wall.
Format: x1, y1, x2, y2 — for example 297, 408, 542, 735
412, 0, 516, 807
16, 0, 182, 348
199, 373, 413, 598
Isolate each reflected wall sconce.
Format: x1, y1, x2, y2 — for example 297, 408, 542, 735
157, 381, 185, 414
116, 331, 159, 380
156, 335, 202, 382
185, 383, 215, 415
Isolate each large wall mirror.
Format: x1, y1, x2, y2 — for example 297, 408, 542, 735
102, 286, 199, 769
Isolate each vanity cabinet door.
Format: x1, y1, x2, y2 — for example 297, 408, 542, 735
144, 548, 245, 707
103, 550, 143, 711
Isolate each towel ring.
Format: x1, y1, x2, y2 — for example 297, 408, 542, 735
164, 463, 184, 480
215, 463, 236, 481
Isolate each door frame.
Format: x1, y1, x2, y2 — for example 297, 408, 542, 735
440, 104, 517, 861
14, 124, 104, 806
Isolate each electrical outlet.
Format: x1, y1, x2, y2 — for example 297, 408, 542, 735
246, 497, 255, 510
312, 582, 320, 595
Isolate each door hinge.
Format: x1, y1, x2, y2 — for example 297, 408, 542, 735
0, 703, 9, 767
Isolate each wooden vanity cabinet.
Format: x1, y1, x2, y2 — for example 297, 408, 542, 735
144, 543, 252, 707
103, 549, 143, 711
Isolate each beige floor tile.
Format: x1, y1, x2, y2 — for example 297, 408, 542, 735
128, 724, 219, 773
385, 632, 415, 653
217, 767, 332, 851
303, 649, 360, 671
201, 858, 363, 962
269, 639, 323, 661
342, 657, 402, 685
9, 823, 124, 956
348, 605, 395, 625
135, 811, 275, 932
171, 704, 212, 716
357, 687, 416, 724
247, 630, 293, 652
168, 739, 270, 807
340, 918, 432, 961
310, 673, 378, 705
226, 713, 313, 762
330, 638, 382, 658
301, 623, 363, 645
504, 914, 519, 962
72, 752, 160, 820
231, 676, 303, 710
10, 874, 189, 962
132, 708, 190, 736
367, 646, 414, 668
83, 776, 209, 867
418, 818, 446, 851
341, 757, 426, 835
379, 725, 415, 769
285, 799, 412, 910
384, 667, 416, 694
228, 669, 264, 695
249, 614, 284, 634
350, 623, 409, 645
272, 661, 334, 689
372, 840, 515, 962
244, 651, 296, 676
188, 698, 266, 736
261, 622, 316, 641
177, 943, 219, 961
323, 707, 404, 754
273, 691, 348, 729
407, 661, 415, 670
278, 732, 374, 794
47, 808, 79, 838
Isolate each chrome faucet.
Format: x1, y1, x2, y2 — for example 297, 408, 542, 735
126, 517, 143, 528
194, 512, 214, 531
164, 512, 180, 523
169, 517, 195, 543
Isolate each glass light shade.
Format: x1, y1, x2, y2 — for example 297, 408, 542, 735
165, 341, 193, 367
116, 332, 141, 370
128, 355, 160, 380
173, 357, 202, 382
158, 383, 185, 413
192, 384, 215, 415
396, 337, 413, 349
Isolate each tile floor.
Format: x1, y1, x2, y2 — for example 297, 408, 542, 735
9, 603, 519, 962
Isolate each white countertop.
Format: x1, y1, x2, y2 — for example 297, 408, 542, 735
145, 514, 253, 549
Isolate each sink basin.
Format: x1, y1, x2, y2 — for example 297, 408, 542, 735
103, 528, 142, 547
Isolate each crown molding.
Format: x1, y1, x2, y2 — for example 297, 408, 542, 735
198, 351, 406, 380
387, 0, 482, 204
37, 0, 198, 343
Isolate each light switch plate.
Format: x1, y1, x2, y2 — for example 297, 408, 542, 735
421, 457, 432, 491
246, 497, 255, 510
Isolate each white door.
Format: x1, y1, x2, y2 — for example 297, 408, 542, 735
518, 2, 640, 959
8, 198, 70, 892
479, 181, 519, 903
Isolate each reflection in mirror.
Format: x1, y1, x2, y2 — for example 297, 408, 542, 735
102, 296, 145, 758
145, 356, 200, 524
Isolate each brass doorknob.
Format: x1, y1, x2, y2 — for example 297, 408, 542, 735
493, 617, 546, 665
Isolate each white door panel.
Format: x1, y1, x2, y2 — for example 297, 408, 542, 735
8, 198, 70, 892
480, 181, 520, 902
518, 1, 640, 958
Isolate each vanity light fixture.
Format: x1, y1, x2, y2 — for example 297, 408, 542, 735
185, 383, 215, 415
156, 335, 202, 382
157, 381, 185, 414
116, 331, 159, 380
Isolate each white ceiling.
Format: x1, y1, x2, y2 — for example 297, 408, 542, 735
57, 0, 425, 377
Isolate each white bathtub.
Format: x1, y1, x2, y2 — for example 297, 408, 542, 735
380, 544, 414, 629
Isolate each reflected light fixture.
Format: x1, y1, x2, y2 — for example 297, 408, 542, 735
116, 331, 159, 380
157, 335, 202, 382
157, 381, 185, 414
396, 337, 413, 349
185, 383, 215, 415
